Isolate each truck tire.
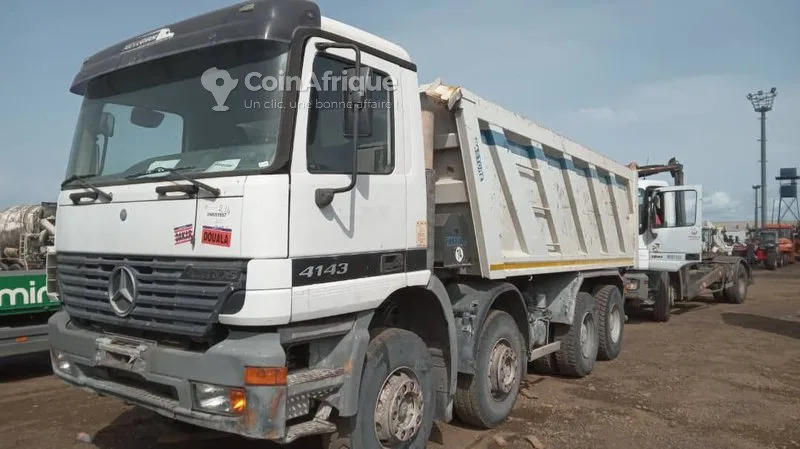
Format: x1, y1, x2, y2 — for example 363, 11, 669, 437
594, 285, 624, 361
722, 266, 748, 304
454, 310, 526, 429
552, 292, 598, 378
765, 252, 776, 270
324, 328, 435, 449
652, 272, 672, 323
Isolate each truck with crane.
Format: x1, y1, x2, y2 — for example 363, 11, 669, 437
0, 203, 60, 358
623, 158, 753, 322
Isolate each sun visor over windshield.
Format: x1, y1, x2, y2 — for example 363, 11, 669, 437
70, 0, 321, 95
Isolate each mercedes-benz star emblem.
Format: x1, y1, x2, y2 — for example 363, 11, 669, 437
108, 266, 138, 317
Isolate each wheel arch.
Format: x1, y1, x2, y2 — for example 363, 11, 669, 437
366, 276, 458, 422
448, 281, 530, 376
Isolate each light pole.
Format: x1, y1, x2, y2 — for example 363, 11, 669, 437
747, 87, 777, 229
752, 184, 761, 229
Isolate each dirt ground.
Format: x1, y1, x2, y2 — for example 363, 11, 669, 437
2, 264, 799, 449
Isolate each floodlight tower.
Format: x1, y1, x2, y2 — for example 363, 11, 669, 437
747, 87, 777, 229
752, 184, 761, 229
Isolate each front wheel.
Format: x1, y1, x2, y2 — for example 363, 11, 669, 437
325, 328, 436, 449
653, 272, 672, 322
454, 310, 526, 429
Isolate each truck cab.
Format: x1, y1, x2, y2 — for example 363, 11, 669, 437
637, 179, 704, 271
625, 162, 750, 322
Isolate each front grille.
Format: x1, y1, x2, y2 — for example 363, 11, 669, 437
57, 253, 246, 340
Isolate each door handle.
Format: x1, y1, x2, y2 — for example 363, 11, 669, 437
155, 184, 199, 197
380, 253, 404, 274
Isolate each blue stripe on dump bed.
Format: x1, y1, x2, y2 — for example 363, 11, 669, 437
479, 128, 626, 189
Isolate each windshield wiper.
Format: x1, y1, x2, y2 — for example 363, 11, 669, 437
126, 167, 220, 197
61, 174, 113, 201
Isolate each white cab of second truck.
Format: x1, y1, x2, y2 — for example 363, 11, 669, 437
47, 1, 641, 447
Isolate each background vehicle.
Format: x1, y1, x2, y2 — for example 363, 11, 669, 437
1, 203, 60, 358
46, 2, 640, 447
623, 158, 752, 322
762, 223, 795, 266
731, 228, 788, 270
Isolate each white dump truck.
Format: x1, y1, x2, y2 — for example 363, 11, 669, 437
0, 203, 60, 358
47, 1, 643, 446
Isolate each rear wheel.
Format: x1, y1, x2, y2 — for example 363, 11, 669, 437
324, 328, 435, 449
454, 310, 526, 429
553, 292, 598, 378
529, 352, 558, 375
594, 285, 624, 361
723, 266, 748, 304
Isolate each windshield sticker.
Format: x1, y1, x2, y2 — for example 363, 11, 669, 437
258, 161, 271, 168
205, 159, 240, 173
201, 226, 232, 248
143, 159, 180, 177
173, 224, 193, 245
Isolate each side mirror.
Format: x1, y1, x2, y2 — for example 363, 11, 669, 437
98, 112, 115, 138
313, 41, 365, 209
130, 106, 165, 128
342, 66, 373, 138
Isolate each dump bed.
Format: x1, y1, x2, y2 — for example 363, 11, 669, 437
421, 80, 638, 279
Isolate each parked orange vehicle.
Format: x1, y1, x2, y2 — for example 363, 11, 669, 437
762, 224, 796, 265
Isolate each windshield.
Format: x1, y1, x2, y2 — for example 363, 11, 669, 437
64, 40, 289, 186
760, 231, 777, 243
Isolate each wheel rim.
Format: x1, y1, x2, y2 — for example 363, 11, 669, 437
488, 338, 518, 400
374, 367, 424, 447
579, 312, 598, 359
608, 303, 622, 344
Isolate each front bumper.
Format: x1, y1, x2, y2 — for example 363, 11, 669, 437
0, 323, 51, 358
622, 272, 649, 302
47, 310, 333, 441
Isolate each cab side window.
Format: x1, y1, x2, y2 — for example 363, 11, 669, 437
306, 55, 394, 174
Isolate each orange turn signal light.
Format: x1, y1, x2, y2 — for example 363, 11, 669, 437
229, 389, 247, 414
244, 367, 287, 386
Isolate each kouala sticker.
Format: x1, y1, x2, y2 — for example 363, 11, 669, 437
201, 226, 232, 247
173, 224, 193, 245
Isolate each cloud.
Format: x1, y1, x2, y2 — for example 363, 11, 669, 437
566, 76, 800, 221
703, 191, 743, 221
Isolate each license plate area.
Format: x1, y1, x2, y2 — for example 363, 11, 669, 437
95, 334, 154, 372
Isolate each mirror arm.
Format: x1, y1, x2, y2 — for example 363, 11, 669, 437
314, 42, 363, 209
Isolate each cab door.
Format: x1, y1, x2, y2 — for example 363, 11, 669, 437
287, 36, 409, 322
645, 185, 703, 271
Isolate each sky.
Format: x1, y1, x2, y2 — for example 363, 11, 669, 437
0, 0, 798, 222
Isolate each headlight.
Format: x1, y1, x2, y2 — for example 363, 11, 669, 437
51, 350, 72, 375
193, 383, 246, 415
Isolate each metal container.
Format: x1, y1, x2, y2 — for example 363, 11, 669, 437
779, 167, 797, 179
0, 204, 51, 251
